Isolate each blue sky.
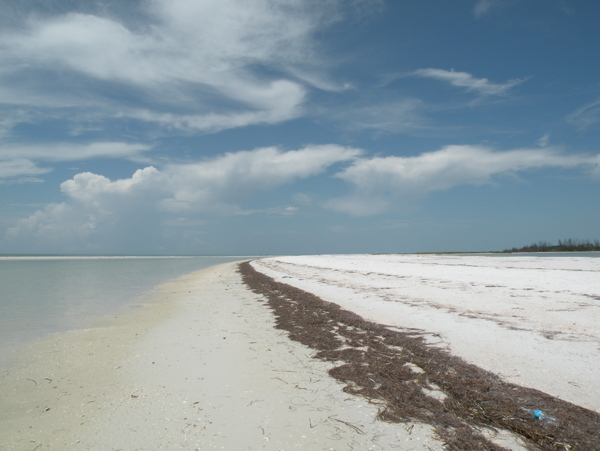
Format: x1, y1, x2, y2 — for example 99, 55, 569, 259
1, 0, 599, 255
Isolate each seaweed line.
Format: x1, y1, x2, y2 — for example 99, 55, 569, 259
239, 261, 600, 450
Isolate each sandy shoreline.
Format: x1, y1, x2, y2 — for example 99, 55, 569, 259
3, 255, 599, 449
0, 261, 441, 450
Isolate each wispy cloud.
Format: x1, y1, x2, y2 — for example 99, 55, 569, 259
0, 142, 153, 180
0, 0, 341, 137
0, 159, 51, 179
0, 142, 151, 162
474, 0, 503, 18
121, 79, 307, 133
329, 98, 426, 133
567, 100, 600, 129
328, 145, 599, 215
158, 145, 362, 213
412, 68, 524, 96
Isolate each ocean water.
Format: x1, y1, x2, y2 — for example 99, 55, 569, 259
0, 256, 249, 366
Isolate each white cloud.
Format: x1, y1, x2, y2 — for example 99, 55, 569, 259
5, 142, 600, 251
412, 68, 524, 96
5, 3, 312, 87
0, 158, 51, 179
329, 145, 599, 215
123, 79, 306, 133
537, 134, 551, 147
5, 202, 98, 245
474, 0, 501, 18
159, 145, 362, 212
0, 142, 152, 180
0, 177, 45, 186
60, 166, 161, 203
330, 99, 426, 133
0, 142, 151, 162
4, 144, 361, 250
0, 0, 340, 133
10, 13, 154, 84
567, 100, 600, 129
325, 195, 390, 217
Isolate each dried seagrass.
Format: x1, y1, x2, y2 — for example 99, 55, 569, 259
239, 261, 600, 450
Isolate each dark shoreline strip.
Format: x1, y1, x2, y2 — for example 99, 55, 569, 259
239, 261, 600, 450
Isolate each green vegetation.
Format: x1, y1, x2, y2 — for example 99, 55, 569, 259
504, 239, 600, 253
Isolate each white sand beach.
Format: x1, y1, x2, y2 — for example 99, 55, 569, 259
252, 254, 600, 414
2, 254, 599, 450
0, 261, 442, 450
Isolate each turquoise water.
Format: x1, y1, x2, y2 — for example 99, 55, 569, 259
0, 256, 248, 366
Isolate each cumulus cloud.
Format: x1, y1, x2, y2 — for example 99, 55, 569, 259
5, 202, 98, 245
5, 141, 600, 251
329, 145, 599, 215
4, 144, 361, 251
60, 166, 161, 203
0, 0, 343, 135
412, 68, 524, 96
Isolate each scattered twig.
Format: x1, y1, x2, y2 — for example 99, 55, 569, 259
328, 416, 365, 435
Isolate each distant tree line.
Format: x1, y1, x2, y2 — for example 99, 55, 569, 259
504, 239, 600, 253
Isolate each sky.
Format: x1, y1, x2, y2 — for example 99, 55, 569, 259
1, 0, 599, 255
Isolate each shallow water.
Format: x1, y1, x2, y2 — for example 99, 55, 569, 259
0, 256, 248, 366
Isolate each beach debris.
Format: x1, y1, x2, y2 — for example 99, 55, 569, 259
239, 260, 600, 450
520, 408, 558, 426
328, 415, 365, 435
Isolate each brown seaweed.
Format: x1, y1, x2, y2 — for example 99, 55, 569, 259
239, 261, 600, 450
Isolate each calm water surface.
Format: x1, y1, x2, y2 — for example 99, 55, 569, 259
0, 256, 250, 366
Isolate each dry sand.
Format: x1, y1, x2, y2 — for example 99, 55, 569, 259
252, 254, 600, 414
0, 261, 442, 450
